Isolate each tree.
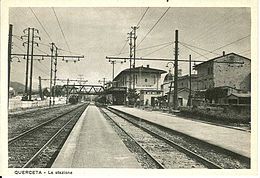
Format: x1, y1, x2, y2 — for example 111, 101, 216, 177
42, 88, 50, 97
127, 89, 139, 105
205, 87, 228, 103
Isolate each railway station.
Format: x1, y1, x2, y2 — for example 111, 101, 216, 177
5, 4, 256, 173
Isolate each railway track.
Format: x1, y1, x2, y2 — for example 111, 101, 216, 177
8, 103, 88, 168
100, 107, 221, 169
101, 107, 250, 169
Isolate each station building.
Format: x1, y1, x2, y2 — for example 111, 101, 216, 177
194, 52, 251, 91
161, 71, 198, 107
107, 65, 167, 105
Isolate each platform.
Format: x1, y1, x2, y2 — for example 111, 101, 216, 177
109, 106, 251, 158
52, 104, 141, 168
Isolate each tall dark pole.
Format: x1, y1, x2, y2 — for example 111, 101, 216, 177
131, 26, 138, 90
24, 28, 30, 99
53, 47, 58, 105
28, 28, 35, 101
189, 54, 192, 106
49, 43, 54, 106
129, 31, 133, 90
66, 78, 69, 104
111, 61, 115, 80
38, 76, 43, 100
173, 30, 178, 110
8, 24, 13, 101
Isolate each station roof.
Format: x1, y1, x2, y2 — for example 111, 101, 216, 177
113, 65, 167, 81
193, 52, 251, 69
228, 93, 251, 98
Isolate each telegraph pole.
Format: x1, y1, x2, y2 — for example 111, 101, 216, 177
66, 78, 69, 104
53, 48, 58, 105
131, 26, 138, 90
38, 76, 43, 100
8, 24, 13, 100
28, 28, 40, 101
173, 30, 178, 110
111, 60, 115, 80
128, 31, 133, 89
21, 27, 31, 99
49, 43, 54, 106
188, 54, 192, 107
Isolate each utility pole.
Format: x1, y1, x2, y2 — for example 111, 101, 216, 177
53, 48, 58, 105
66, 78, 69, 104
111, 60, 116, 80
128, 31, 133, 90
21, 27, 31, 100
173, 30, 178, 110
38, 76, 43, 100
188, 54, 192, 107
8, 24, 13, 101
28, 28, 40, 101
78, 74, 84, 85
49, 43, 55, 106
131, 26, 138, 90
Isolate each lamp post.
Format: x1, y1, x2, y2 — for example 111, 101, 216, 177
108, 59, 125, 81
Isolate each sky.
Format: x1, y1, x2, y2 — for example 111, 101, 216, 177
9, 7, 251, 89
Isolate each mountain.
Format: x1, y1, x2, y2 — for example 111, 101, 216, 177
10, 81, 25, 94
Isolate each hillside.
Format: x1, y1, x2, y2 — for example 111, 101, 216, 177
10, 81, 25, 94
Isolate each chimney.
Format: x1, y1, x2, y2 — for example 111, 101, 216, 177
147, 65, 149, 68
223, 51, 225, 56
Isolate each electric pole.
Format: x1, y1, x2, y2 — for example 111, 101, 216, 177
173, 30, 178, 110
49, 43, 55, 106
8, 24, 13, 101
28, 28, 40, 101
131, 26, 138, 89
111, 60, 116, 80
66, 78, 69, 104
189, 54, 192, 107
53, 48, 58, 105
21, 28, 31, 100
128, 31, 133, 90
38, 76, 43, 100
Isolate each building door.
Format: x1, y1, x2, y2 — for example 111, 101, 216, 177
178, 98, 183, 106
151, 97, 155, 107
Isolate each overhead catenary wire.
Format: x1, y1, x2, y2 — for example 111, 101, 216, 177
179, 41, 221, 56
136, 7, 149, 26
13, 35, 49, 55
179, 43, 209, 60
137, 7, 171, 48
52, 7, 71, 53
114, 7, 149, 57
117, 41, 173, 55
205, 35, 251, 56
117, 40, 129, 55
190, 35, 251, 60
29, 7, 53, 42
142, 42, 173, 57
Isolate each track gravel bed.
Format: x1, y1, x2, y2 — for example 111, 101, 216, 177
8, 104, 87, 168
108, 107, 250, 169
8, 104, 82, 139
101, 108, 207, 169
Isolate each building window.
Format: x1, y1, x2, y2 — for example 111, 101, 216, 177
136, 75, 137, 84
154, 75, 156, 84
208, 67, 210, 74
145, 78, 148, 82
